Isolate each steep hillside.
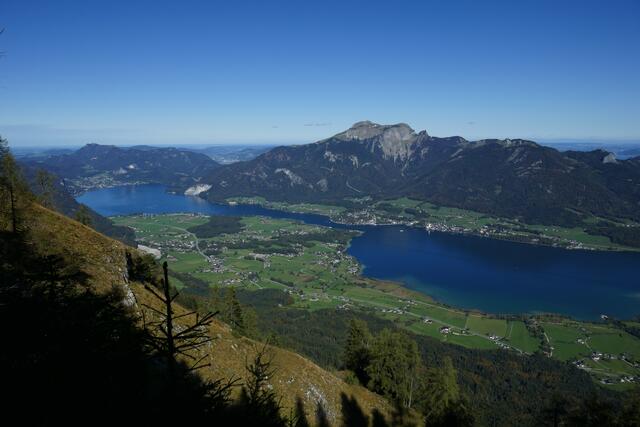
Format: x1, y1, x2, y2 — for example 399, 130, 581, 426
202, 121, 640, 227
23, 203, 391, 424
25, 143, 220, 194
26, 204, 132, 290
133, 282, 392, 423
21, 164, 135, 244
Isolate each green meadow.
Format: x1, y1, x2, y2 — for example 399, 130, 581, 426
113, 213, 640, 386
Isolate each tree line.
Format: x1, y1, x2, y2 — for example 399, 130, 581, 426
343, 319, 474, 426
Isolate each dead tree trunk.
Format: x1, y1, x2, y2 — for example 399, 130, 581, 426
162, 261, 176, 378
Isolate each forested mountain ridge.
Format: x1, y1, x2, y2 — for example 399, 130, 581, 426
24, 143, 220, 194
201, 121, 640, 227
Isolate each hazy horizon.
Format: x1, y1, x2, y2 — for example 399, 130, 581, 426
9, 135, 640, 152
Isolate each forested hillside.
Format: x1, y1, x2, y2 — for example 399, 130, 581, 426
232, 289, 639, 426
24, 143, 220, 194
202, 122, 640, 230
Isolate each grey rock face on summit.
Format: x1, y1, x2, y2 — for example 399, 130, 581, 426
328, 121, 420, 161
333, 121, 416, 142
200, 121, 640, 227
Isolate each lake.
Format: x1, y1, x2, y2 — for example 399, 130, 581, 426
78, 184, 640, 320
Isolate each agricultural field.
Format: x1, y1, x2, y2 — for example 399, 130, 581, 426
112, 213, 640, 386
541, 319, 640, 387
227, 196, 347, 217
505, 321, 541, 353
527, 224, 624, 250
372, 198, 636, 251
465, 315, 508, 337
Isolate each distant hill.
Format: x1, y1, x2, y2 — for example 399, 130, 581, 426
12, 146, 76, 159
25, 143, 220, 194
201, 121, 640, 227
542, 141, 640, 160
184, 145, 275, 164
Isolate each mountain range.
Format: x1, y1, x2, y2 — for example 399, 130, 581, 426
24, 143, 220, 194
201, 121, 640, 227
18, 144, 222, 243
22, 121, 640, 232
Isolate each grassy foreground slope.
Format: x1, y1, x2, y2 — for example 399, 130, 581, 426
24, 204, 391, 425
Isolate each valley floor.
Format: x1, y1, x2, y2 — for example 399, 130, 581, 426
113, 213, 640, 388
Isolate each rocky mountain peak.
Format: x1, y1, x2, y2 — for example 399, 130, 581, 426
325, 121, 421, 161
337, 121, 416, 142
602, 152, 618, 164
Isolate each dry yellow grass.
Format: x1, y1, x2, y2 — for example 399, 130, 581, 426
26, 203, 130, 291
25, 203, 392, 425
133, 282, 392, 424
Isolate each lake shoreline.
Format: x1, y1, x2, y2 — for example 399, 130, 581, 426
219, 196, 639, 253
77, 183, 638, 253
79, 184, 640, 321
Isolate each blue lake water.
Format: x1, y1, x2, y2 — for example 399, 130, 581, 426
78, 184, 640, 320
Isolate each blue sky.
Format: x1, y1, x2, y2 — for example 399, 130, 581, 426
1, 0, 639, 146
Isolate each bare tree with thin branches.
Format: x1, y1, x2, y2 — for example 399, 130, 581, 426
142, 261, 217, 373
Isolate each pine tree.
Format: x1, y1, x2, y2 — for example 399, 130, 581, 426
421, 357, 474, 426
343, 318, 372, 385
242, 304, 259, 338
366, 329, 421, 408
75, 204, 93, 227
0, 138, 29, 233
424, 357, 459, 413
223, 286, 245, 333
239, 343, 286, 427
35, 169, 55, 208
0, 136, 8, 158
209, 284, 222, 312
